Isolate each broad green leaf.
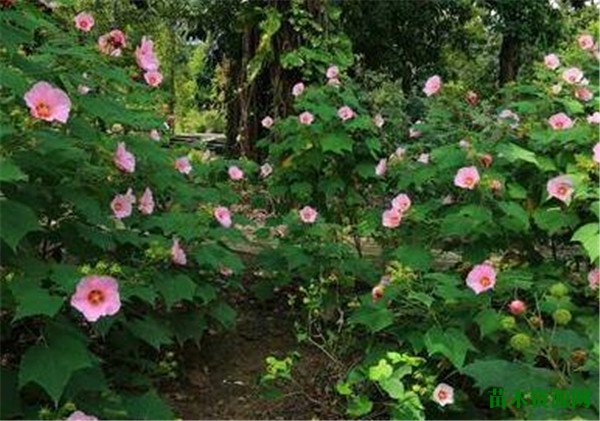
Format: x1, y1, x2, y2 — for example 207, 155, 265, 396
393, 245, 432, 271
0, 159, 27, 182
9, 279, 64, 321
497, 142, 539, 167
368, 359, 393, 381
1, 368, 21, 419
347, 395, 373, 417
380, 376, 405, 399
498, 201, 530, 232
124, 390, 174, 420
0, 200, 40, 250
533, 208, 579, 235
320, 133, 353, 154
571, 223, 600, 263
154, 274, 197, 310
209, 301, 236, 329
348, 305, 394, 332
423, 326, 476, 368
475, 309, 501, 338
127, 317, 173, 350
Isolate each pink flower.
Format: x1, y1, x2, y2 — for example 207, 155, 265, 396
409, 127, 422, 138
547, 175, 573, 204
551, 84, 562, 95
499, 109, 520, 128
375, 158, 387, 177
214, 206, 232, 228
135, 36, 159, 71
24, 81, 71, 123
144, 70, 163, 87
574, 87, 593, 102
391, 193, 411, 213
260, 163, 273, 178
578, 34, 594, 50
98, 29, 126, 56
593, 143, 600, 164
299, 111, 314, 125
292, 82, 305, 97
228, 165, 244, 181
588, 268, 599, 290
548, 113, 573, 130
175, 157, 192, 175
508, 300, 527, 316
394, 146, 406, 159
432, 383, 454, 407
326, 65, 339, 79
111, 188, 135, 219
371, 284, 385, 302
113, 142, 135, 173
338, 106, 355, 121
261, 116, 274, 128
77, 84, 91, 95
417, 153, 430, 164
138, 187, 154, 215
66, 410, 98, 421
70, 275, 121, 322
220, 266, 233, 277
480, 153, 493, 168
382, 208, 402, 228
466, 263, 497, 294
423, 75, 442, 96
327, 77, 341, 87
562, 67, 584, 84
587, 112, 600, 124
74, 12, 94, 32
171, 239, 187, 265
299, 206, 318, 224
544, 53, 560, 70
454, 166, 480, 190
149, 129, 161, 141
373, 114, 384, 128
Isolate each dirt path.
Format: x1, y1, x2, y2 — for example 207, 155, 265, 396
163, 295, 342, 420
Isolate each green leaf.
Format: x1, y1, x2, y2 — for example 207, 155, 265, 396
19, 325, 94, 404
393, 245, 432, 271
571, 223, 600, 263
320, 133, 353, 154
127, 317, 173, 350
407, 292, 433, 308
0, 159, 27, 182
347, 395, 373, 417
209, 301, 236, 329
1, 369, 21, 419
348, 305, 394, 332
423, 326, 476, 368
497, 142, 539, 167
124, 390, 174, 420
533, 208, 579, 235
368, 359, 393, 381
0, 200, 40, 250
9, 279, 64, 321
155, 274, 197, 310
380, 376, 405, 399
498, 201, 530, 232
462, 359, 556, 398
475, 309, 501, 338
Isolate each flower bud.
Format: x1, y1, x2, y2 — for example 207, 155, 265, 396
552, 309, 572, 325
549, 282, 569, 298
500, 316, 516, 330
510, 333, 531, 351
508, 300, 527, 316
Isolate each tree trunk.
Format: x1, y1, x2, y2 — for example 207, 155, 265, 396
499, 33, 519, 86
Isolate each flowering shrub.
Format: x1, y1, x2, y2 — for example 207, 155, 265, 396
0, 3, 242, 419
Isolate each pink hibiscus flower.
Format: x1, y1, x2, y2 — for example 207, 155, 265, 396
499, 109, 520, 128
375, 158, 387, 177
70, 275, 121, 322
417, 153, 430, 164
432, 383, 454, 407
544, 53, 560, 70
326, 65, 339, 79
391, 193, 411, 213
423, 75, 442, 96
171, 238, 187, 266
454, 166, 480, 190
135, 36, 160, 71
98, 29, 126, 56
66, 411, 98, 421
394, 146, 406, 160
74, 12, 94, 32
214, 206, 232, 228
228, 165, 244, 181
261, 116, 274, 129
138, 187, 154, 215
149, 129, 161, 141
337, 106, 355, 121
24, 81, 71, 123
574, 87, 593, 102
299, 111, 314, 125
144, 70, 163, 87
578, 34, 594, 50
111, 188, 135, 219
113, 142, 136, 173
588, 268, 599, 290
175, 157, 192, 175
562, 67, 584, 85
373, 114, 385, 128
587, 112, 600, 124
382, 208, 402, 228
292, 82, 305, 97
546, 175, 574, 204
466, 263, 497, 294
548, 113, 573, 130
299, 206, 318, 224
508, 300, 527, 316
593, 143, 600, 164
